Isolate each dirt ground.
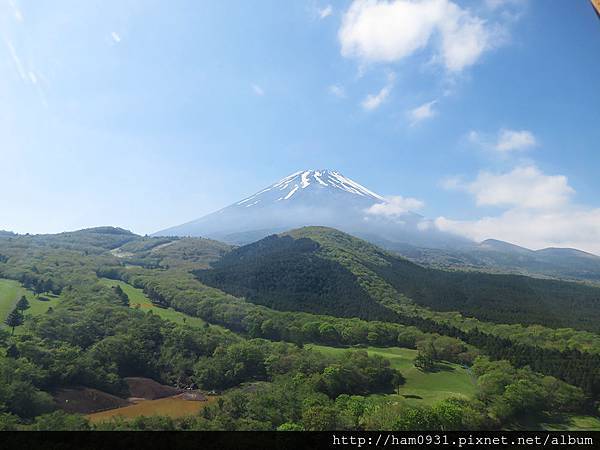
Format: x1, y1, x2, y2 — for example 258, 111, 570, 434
54, 377, 209, 416
53, 387, 130, 414
124, 377, 182, 400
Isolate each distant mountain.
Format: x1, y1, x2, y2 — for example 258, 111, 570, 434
154, 169, 468, 248
386, 239, 600, 283
3, 227, 140, 252
195, 227, 600, 333
155, 169, 600, 282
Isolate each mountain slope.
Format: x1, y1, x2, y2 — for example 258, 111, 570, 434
155, 168, 600, 282
387, 240, 600, 283
195, 227, 600, 333
155, 169, 466, 248
194, 234, 398, 321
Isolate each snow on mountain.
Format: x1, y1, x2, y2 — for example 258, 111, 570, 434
235, 170, 386, 207
154, 169, 466, 247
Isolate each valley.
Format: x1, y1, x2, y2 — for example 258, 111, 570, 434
0, 226, 599, 431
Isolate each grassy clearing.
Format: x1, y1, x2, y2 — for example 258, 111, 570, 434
87, 395, 218, 423
1, 278, 59, 334
25, 294, 61, 317
0, 279, 27, 322
99, 279, 208, 328
309, 344, 477, 406
508, 414, 600, 431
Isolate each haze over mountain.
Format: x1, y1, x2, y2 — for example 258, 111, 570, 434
156, 169, 600, 282
155, 169, 467, 248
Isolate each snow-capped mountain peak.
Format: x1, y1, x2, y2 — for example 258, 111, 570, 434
236, 169, 386, 208
155, 168, 464, 248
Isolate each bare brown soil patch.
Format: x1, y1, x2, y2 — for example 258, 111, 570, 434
124, 377, 182, 400
54, 387, 130, 414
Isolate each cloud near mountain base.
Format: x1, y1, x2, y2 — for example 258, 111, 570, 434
437, 165, 600, 254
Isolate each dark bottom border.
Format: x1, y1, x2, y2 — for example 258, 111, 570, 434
0, 431, 597, 450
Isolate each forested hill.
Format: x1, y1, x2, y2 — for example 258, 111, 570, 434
195, 227, 600, 333
194, 235, 398, 321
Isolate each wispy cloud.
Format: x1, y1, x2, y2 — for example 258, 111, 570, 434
252, 84, 265, 96
362, 85, 391, 110
408, 100, 437, 125
361, 73, 395, 111
318, 5, 333, 19
111, 31, 122, 43
468, 128, 537, 153
485, 0, 526, 11
5, 39, 27, 81
328, 84, 346, 98
8, 0, 23, 22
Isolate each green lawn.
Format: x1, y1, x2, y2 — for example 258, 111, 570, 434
308, 344, 477, 405
1, 278, 58, 333
99, 278, 209, 328
23, 294, 62, 316
0, 278, 28, 322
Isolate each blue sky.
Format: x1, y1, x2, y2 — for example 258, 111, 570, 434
2, 0, 600, 252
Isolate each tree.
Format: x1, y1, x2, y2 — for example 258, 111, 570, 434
277, 422, 304, 431
31, 411, 90, 431
392, 371, 406, 395
113, 285, 130, 307
16, 296, 30, 311
0, 413, 19, 431
4, 309, 24, 335
414, 351, 435, 372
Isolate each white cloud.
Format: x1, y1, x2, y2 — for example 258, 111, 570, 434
339, 0, 498, 72
495, 129, 537, 152
436, 165, 600, 254
362, 84, 391, 110
470, 128, 537, 152
436, 208, 600, 255
328, 84, 346, 98
252, 84, 265, 96
444, 165, 574, 210
318, 5, 333, 19
111, 31, 121, 43
366, 195, 425, 217
361, 72, 395, 110
408, 100, 437, 125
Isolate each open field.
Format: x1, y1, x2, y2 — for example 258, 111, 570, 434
99, 278, 209, 328
0, 278, 28, 322
1, 278, 62, 334
308, 345, 477, 405
24, 294, 61, 317
87, 395, 218, 423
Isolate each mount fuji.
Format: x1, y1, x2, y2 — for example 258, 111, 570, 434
155, 169, 466, 247
154, 169, 600, 281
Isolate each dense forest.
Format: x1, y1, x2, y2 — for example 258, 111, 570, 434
197, 230, 600, 333
0, 227, 598, 430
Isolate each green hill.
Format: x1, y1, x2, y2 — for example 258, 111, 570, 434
195, 227, 600, 333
